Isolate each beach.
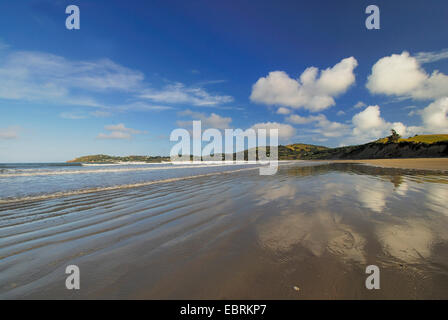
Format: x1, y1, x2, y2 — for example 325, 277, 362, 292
1, 161, 448, 299
325, 158, 448, 172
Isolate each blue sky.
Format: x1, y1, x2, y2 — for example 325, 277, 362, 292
1, 0, 448, 162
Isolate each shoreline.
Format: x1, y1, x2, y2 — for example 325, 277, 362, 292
315, 158, 448, 172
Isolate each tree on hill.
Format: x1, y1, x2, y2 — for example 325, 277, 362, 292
387, 129, 401, 143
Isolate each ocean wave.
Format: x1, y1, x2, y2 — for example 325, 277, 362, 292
0, 162, 261, 178
81, 162, 155, 166
0, 163, 82, 169
0, 166, 259, 204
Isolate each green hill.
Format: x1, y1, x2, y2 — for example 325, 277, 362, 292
67, 154, 170, 163
303, 134, 448, 160
253, 135, 448, 160
67, 135, 448, 163
281, 143, 328, 159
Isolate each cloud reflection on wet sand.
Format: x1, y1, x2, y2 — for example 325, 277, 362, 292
1, 163, 448, 298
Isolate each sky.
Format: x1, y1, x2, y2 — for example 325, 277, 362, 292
0, 0, 448, 162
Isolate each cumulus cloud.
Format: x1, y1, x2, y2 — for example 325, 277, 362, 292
286, 105, 412, 146
276, 107, 291, 115
283, 106, 413, 146
420, 97, 448, 132
287, 114, 324, 125
413, 71, 448, 100
250, 57, 358, 112
177, 110, 232, 129
351, 105, 407, 143
352, 106, 386, 132
366, 52, 426, 95
97, 123, 146, 139
139, 82, 233, 107
366, 51, 448, 100
250, 122, 296, 139
314, 117, 350, 138
324, 101, 448, 145
0, 126, 19, 139
286, 113, 349, 138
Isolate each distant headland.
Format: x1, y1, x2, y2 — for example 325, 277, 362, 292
67, 155, 170, 163
67, 134, 448, 163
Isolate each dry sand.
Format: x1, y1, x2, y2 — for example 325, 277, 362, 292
322, 158, 448, 171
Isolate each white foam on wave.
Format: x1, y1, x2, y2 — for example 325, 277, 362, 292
0, 162, 259, 178
81, 161, 155, 166
0, 166, 261, 204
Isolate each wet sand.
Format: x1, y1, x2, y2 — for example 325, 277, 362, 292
1, 162, 448, 299
324, 158, 448, 171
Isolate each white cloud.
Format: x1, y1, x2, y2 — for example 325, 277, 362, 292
139, 82, 233, 107
90, 110, 112, 118
415, 48, 448, 64
352, 106, 386, 132
117, 102, 174, 112
314, 117, 350, 138
0, 126, 19, 139
286, 113, 349, 138
59, 112, 87, 120
97, 131, 132, 140
276, 107, 291, 115
286, 114, 324, 125
366, 51, 448, 100
337, 110, 345, 116
60, 110, 114, 119
413, 71, 448, 100
351, 105, 407, 143
250, 57, 358, 112
366, 52, 426, 96
0, 46, 229, 113
420, 97, 448, 132
408, 110, 419, 117
0, 50, 145, 107
284, 100, 446, 146
104, 123, 145, 134
353, 101, 366, 109
250, 122, 296, 139
97, 123, 146, 140
177, 110, 232, 129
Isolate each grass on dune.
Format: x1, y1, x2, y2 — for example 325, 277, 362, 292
285, 143, 328, 152
375, 134, 448, 144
